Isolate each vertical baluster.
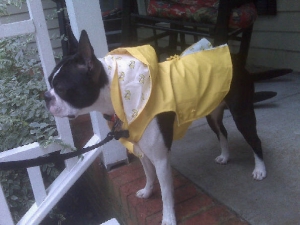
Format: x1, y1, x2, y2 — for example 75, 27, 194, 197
27, 167, 47, 206
0, 184, 14, 225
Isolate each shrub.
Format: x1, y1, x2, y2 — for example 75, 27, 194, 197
0, 2, 64, 222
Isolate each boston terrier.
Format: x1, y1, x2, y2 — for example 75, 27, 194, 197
45, 30, 266, 225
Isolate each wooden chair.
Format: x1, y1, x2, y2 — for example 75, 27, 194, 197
121, 0, 293, 103
122, 0, 259, 67
53, 0, 290, 104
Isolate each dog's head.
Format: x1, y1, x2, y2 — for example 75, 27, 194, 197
44, 30, 108, 118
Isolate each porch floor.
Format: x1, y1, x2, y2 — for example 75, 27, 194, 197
72, 118, 249, 225
72, 70, 300, 225
86, 155, 249, 225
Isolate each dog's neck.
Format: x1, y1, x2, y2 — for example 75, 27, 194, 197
76, 58, 115, 117
89, 58, 114, 115
93, 84, 114, 115
75, 83, 114, 116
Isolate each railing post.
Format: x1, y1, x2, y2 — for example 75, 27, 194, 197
27, 167, 47, 206
26, 0, 76, 169
0, 184, 14, 225
65, 0, 128, 169
0, 0, 125, 224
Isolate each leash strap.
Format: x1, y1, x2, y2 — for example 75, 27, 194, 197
0, 118, 129, 170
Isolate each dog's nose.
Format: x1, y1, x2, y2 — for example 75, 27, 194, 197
44, 91, 53, 102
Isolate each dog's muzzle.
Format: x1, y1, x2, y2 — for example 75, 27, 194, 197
44, 91, 54, 107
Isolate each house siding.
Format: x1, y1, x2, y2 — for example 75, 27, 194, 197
0, 0, 62, 55
2, 0, 299, 71
248, 0, 300, 71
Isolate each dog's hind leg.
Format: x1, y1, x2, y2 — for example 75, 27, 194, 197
206, 102, 230, 164
227, 103, 266, 180
224, 62, 266, 180
232, 111, 266, 180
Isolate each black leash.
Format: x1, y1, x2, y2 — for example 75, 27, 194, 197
0, 116, 129, 170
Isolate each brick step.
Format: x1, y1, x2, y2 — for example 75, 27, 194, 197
82, 155, 249, 225
71, 115, 249, 225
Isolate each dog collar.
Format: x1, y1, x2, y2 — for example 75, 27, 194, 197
103, 113, 118, 123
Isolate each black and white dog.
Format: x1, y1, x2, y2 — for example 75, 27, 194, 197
45, 30, 266, 225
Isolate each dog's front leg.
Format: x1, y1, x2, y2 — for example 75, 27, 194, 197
138, 119, 176, 225
136, 147, 156, 198
154, 153, 176, 225
206, 103, 230, 164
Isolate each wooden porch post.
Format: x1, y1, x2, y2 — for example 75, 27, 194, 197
65, 0, 128, 169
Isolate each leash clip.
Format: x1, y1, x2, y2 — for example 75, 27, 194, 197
104, 113, 129, 140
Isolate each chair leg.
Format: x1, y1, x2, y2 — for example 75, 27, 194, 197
169, 33, 178, 53
168, 24, 178, 54
239, 25, 253, 68
193, 27, 198, 43
180, 32, 185, 51
129, 20, 138, 44
121, 1, 131, 45
153, 27, 159, 48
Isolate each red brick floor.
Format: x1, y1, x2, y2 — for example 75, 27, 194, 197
72, 115, 249, 225
91, 155, 250, 225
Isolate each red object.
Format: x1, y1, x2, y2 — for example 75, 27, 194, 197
147, 0, 257, 28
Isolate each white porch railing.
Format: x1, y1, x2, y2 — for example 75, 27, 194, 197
0, 0, 127, 224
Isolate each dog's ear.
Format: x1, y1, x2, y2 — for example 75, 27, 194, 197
66, 25, 78, 55
77, 30, 106, 86
78, 30, 94, 69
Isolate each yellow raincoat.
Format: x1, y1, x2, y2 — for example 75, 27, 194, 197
102, 40, 232, 154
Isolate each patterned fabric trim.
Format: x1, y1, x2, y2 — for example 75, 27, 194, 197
101, 54, 152, 125
147, 0, 257, 28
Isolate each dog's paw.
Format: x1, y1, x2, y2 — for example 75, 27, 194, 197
252, 168, 267, 180
215, 154, 229, 164
253, 156, 267, 180
162, 208, 176, 225
162, 216, 176, 225
162, 220, 176, 225
136, 188, 152, 199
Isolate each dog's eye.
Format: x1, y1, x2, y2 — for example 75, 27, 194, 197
55, 86, 66, 95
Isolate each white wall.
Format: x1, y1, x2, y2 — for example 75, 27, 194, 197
247, 0, 300, 71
